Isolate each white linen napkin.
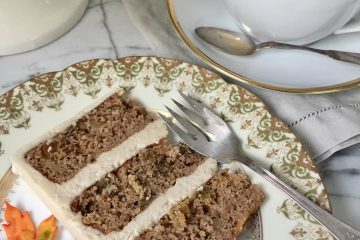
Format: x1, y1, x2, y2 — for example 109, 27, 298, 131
123, 0, 360, 164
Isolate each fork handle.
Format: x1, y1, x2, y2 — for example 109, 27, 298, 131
237, 156, 360, 240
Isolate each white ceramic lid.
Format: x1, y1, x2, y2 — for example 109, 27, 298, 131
0, 0, 88, 56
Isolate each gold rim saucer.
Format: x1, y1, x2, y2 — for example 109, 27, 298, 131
167, 0, 360, 94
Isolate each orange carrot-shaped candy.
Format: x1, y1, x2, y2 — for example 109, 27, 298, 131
2, 201, 36, 240
35, 215, 58, 240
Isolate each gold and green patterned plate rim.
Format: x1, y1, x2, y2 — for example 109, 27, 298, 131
167, 0, 360, 94
0, 57, 333, 239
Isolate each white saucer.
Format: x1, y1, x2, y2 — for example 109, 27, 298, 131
168, 0, 360, 93
0, 0, 88, 56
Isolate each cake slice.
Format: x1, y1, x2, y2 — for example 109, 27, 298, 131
137, 170, 265, 240
12, 89, 264, 240
11, 90, 220, 239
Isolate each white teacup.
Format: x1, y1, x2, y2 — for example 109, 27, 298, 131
223, 0, 360, 45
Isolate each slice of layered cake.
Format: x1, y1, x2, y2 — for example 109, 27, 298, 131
12, 89, 264, 240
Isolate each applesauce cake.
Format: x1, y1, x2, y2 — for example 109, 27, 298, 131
12, 89, 264, 240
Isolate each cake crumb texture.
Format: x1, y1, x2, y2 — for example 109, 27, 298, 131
137, 170, 265, 240
70, 139, 206, 234
25, 94, 154, 183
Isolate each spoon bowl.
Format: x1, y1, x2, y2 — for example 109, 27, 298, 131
195, 27, 256, 55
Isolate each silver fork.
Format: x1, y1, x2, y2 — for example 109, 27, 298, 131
158, 92, 360, 240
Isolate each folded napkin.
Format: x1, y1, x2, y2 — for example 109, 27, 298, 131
123, 0, 360, 164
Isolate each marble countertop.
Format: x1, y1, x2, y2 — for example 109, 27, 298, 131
0, 0, 359, 232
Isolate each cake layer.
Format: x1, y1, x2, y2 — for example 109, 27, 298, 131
137, 170, 265, 240
70, 139, 207, 234
24, 94, 154, 183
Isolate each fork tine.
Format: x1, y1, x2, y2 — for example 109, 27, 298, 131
179, 91, 225, 125
171, 98, 207, 129
158, 112, 200, 146
158, 112, 213, 158
164, 106, 206, 140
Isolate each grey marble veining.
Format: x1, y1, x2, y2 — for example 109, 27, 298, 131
320, 143, 360, 228
0, 0, 153, 94
0, 0, 359, 232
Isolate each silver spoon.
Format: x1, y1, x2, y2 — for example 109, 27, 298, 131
195, 27, 360, 65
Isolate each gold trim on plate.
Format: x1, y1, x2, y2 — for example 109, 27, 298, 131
167, 0, 360, 94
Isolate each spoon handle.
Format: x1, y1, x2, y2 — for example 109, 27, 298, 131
257, 41, 360, 65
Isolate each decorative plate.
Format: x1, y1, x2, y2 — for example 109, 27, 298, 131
0, 57, 332, 239
167, 0, 360, 94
